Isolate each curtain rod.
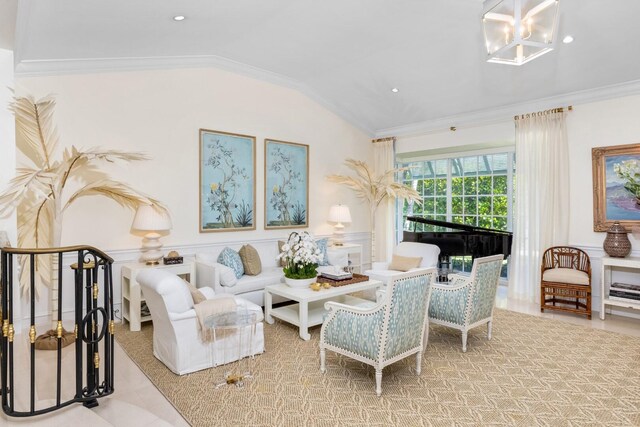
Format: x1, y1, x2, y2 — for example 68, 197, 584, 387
372, 137, 396, 143
514, 105, 573, 121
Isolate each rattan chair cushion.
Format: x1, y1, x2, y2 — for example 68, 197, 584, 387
542, 267, 589, 285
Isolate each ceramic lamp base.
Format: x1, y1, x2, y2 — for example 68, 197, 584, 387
333, 223, 345, 246
140, 232, 163, 265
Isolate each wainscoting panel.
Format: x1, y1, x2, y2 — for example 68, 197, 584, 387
15, 232, 372, 330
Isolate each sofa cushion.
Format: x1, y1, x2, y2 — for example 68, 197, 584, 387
388, 254, 422, 271
218, 247, 244, 279
543, 268, 589, 285
395, 242, 440, 268
222, 267, 284, 295
218, 264, 238, 287
239, 244, 262, 276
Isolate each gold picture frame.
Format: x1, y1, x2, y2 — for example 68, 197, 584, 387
199, 129, 256, 232
264, 139, 309, 230
592, 143, 640, 231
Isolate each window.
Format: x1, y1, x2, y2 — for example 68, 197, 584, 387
397, 151, 515, 277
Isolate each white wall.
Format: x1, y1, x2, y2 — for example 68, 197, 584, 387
15, 67, 372, 250
396, 94, 640, 317
0, 48, 16, 243
11, 66, 372, 324
567, 94, 640, 250
397, 121, 515, 154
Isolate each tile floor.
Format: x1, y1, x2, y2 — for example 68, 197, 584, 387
1, 287, 639, 426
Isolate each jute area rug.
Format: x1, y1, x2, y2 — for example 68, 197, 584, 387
115, 309, 640, 426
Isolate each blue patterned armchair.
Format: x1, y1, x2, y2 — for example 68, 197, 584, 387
319, 268, 436, 396
428, 255, 503, 352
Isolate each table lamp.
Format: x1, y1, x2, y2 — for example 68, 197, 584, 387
131, 204, 172, 265
328, 204, 351, 246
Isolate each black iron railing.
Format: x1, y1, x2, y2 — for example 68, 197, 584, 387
1, 246, 115, 417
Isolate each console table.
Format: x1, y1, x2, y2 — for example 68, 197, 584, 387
600, 256, 640, 320
121, 261, 196, 331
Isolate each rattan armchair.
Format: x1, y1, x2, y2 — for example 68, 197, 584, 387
540, 246, 591, 319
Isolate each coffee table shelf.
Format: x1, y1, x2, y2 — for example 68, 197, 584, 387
265, 280, 382, 340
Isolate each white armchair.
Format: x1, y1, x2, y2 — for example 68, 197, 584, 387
137, 269, 265, 375
365, 242, 440, 286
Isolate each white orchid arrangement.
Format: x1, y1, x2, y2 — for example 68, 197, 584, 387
277, 231, 322, 279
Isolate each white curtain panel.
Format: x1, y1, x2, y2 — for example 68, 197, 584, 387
509, 111, 569, 303
373, 139, 395, 263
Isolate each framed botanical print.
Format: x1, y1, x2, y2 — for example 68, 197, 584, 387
199, 129, 256, 232
592, 143, 640, 231
264, 139, 309, 229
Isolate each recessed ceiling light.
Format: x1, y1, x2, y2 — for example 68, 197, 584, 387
173, 15, 185, 21
562, 35, 574, 44
391, 88, 399, 93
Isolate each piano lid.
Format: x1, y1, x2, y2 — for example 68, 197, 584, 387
406, 216, 512, 236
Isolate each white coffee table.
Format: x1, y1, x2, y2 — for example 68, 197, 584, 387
264, 279, 383, 340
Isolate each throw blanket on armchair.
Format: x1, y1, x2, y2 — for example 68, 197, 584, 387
194, 295, 238, 342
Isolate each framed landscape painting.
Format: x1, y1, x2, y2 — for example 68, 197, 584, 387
199, 129, 256, 232
264, 139, 309, 229
592, 143, 640, 231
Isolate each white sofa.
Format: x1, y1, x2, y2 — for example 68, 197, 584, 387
137, 268, 265, 375
365, 242, 440, 286
196, 240, 348, 306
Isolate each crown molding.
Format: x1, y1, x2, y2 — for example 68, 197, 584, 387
375, 79, 640, 138
14, 54, 375, 137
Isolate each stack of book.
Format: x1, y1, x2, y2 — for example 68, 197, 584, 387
609, 282, 640, 302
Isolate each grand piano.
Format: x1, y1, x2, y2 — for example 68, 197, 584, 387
403, 216, 513, 272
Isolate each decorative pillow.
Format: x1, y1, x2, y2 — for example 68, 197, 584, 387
316, 238, 330, 266
278, 240, 286, 267
388, 254, 423, 272
218, 264, 238, 287
239, 244, 262, 276
217, 247, 244, 279
183, 279, 206, 305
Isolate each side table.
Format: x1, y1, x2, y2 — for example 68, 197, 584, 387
327, 243, 363, 273
204, 309, 259, 388
121, 261, 196, 331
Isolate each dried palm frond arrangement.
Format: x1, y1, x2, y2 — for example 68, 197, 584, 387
327, 159, 421, 261
0, 95, 163, 336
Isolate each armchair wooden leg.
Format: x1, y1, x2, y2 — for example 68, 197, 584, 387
416, 351, 422, 375
462, 330, 468, 353
320, 348, 326, 373
487, 321, 492, 340
423, 324, 430, 349
375, 368, 383, 397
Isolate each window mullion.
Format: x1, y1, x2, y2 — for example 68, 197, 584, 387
507, 153, 514, 232
446, 159, 452, 222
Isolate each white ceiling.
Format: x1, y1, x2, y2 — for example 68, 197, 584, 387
11, 0, 640, 135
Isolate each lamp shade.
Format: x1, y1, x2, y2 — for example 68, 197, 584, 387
132, 205, 172, 232
328, 205, 352, 224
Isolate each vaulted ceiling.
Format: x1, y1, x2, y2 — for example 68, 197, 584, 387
9, 0, 640, 135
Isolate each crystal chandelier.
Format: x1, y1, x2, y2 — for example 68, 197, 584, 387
482, 0, 560, 66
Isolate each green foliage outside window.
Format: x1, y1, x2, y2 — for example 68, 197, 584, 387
398, 152, 515, 278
